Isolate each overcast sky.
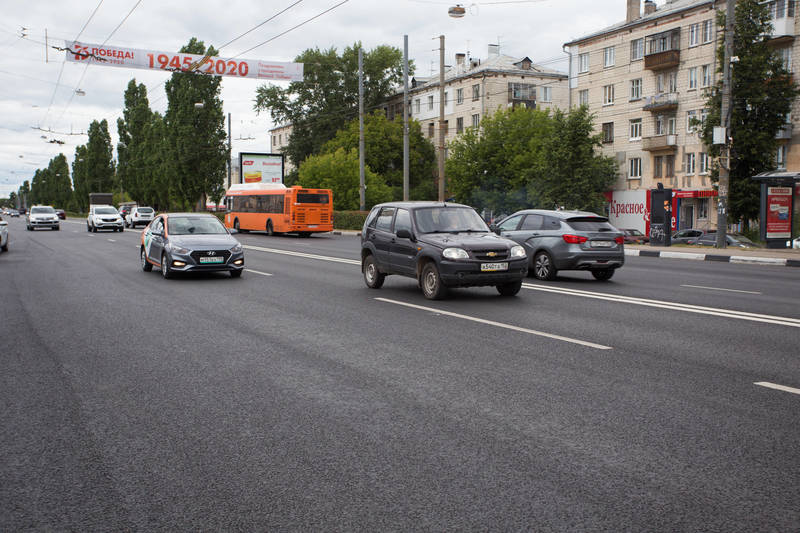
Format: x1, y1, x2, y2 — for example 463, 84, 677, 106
0, 0, 639, 198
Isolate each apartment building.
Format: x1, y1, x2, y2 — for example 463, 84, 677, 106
385, 44, 568, 149
564, 0, 798, 233
269, 124, 295, 174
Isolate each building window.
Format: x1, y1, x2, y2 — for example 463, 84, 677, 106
700, 108, 708, 129
603, 46, 615, 67
655, 115, 665, 136
456, 116, 464, 133
777, 144, 787, 168
472, 114, 480, 128
686, 153, 696, 174
630, 118, 642, 140
428, 95, 434, 110
603, 84, 615, 105
780, 47, 792, 71
668, 72, 677, 93
654, 155, 663, 178
472, 84, 480, 101
699, 152, 710, 174
688, 67, 697, 89
702, 20, 713, 43
687, 110, 697, 133
689, 23, 700, 46
508, 82, 536, 101
629, 158, 642, 179
579, 89, 589, 106
701, 64, 711, 87
272, 136, 277, 146
646, 28, 680, 55
579, 52, 590, 73
697, 198, 709, 219
668, 116, 676, 135
631, 38, 644, 61
602, 122, 614, 143
457, 88, 464, 104
428, 122, 435, 137
541, 86, 552, 102
630, 78, 642, 100
415, 99, 420, 113
665, 154, 675, 177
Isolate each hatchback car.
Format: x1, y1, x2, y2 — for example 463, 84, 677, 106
55, 209, 66, 220
26, 205, 60, 231
361, 202, 528, 299
140, 213, 244, 278
621, 228, 649, 244
494, 209, 625, 281
126, 206, 155, 228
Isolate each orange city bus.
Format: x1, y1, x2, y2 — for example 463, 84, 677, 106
224, 183, 333, 236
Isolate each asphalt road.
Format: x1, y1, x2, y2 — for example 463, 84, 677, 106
2, 217, 799, 532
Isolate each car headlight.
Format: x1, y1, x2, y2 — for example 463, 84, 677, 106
230, 243, 243, 253
169, 243, 191, 254
442, 247, 469, 260
510, 245, 526, 258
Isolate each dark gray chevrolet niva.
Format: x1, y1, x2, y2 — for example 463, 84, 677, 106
361, 202, 528, 299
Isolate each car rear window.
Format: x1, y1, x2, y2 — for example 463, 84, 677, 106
138, 208, 153, 214
296, 193, 329, 204
565, 217, 616, 232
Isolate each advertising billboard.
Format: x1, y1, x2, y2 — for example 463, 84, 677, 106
239, 153, 284, 184
765, 186, 793, 239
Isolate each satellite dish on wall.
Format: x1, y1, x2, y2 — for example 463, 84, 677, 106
448, 4, 466, 17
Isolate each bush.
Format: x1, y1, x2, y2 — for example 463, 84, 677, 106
334, 210, 368, 230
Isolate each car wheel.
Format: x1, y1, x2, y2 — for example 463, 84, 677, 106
26, 225, 31, 231
591, 269, 615, 281
141, 248, 152, 272
533, 251, 557, 281
1, 244, 7, 252
161, 253, 172, 279
497, 280, 522, 297
53, 226, 59, 231
230, 269, 243, 278
266, 220, 274, 236
362, 254, 385, 289
87, 223, 91, 232
421, 262, 446, 300
92, 224, 97, 233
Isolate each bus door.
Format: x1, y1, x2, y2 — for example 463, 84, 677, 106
295, 191, 330, 228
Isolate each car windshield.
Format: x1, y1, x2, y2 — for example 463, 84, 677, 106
31, 207, 55, 214
95, 207, 117, 215
168, 216, 228, 235
566, 217, 616, 232
138, 207, 153, 214
627, 229, 644, 236
413, 206, 489, 233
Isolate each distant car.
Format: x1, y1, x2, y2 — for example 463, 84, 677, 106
55, 209, 66, 220
691, 233, 761, 248
140, 213, 244, 278
672, 228, 707, 245
126, 206, 155, 228
621, 228, 649, 244
8, 209, 19, 217
87, 205, 124, 232
494, 209, 624, 281
26, 205, 60, 231
118, 205, 134, 222
0, 217, 8, 252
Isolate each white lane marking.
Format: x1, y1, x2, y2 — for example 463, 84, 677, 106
522, 283, 800, 328
246, 268, 273, 276
754, 382, 800, 396
107, 239, 116, 242
375, 297, 612, 350
243, 244, 360, 265
681, 284, 762, 295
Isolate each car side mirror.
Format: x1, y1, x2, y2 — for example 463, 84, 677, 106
489, 224, 500, 235
396, 228, 414, 240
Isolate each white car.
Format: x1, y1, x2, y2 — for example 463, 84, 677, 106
793, 236, 800, 249
0, 217, 8, 251
26, 205, 60, 231
126, 206, 155, 228
87, 205, 124, 232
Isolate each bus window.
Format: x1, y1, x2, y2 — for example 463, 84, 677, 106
296, 193, 329, 204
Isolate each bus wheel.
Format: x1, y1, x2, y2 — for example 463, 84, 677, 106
266, 220, 274, 236
234, 219, 240, 232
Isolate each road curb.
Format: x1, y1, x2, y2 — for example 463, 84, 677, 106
624, 248, 800, 267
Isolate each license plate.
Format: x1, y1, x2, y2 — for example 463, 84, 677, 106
481, 262, 508, 272
592, 241, 613, 248
308, 225, 317, 228
199, 256, 224, 264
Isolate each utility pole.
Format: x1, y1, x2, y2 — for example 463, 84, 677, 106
358, 47, 365, 211
716, 0, 736, 248
403, 35, 410, 201
438, 35, 446, 202
227, 112, 232, 188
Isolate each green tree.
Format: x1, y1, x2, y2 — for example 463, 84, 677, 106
254, 43, 406, 167
117, 79, 153, 203
17, 180, 30, 209
699, 0, 799, 225
141, 112, 172, 210
322, 111, 436, 200
164, 38, 229, 211
71, 145, 89, 211
298, 148, 392, 210
8, 192, 18, 208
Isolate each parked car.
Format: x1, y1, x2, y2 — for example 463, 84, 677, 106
691, 232, 761, 248
55, 209, 66, 220
793, 236, 800, 249
621, 228, 649, 244
126, 206, 155, 228
672, 228, 707, 245
140, 213, 244, 278
26, 205, 60, 231
87, 205, 124, 232
8, 209, 19, 217
0, 216, 8, 252
361, 202, 528, 299
494, 209, 625, 281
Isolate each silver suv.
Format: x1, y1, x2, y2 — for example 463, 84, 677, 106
26, 205, 60, 231
493, 209, 624, 281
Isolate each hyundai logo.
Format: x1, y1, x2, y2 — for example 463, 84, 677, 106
207, 251, 216, 256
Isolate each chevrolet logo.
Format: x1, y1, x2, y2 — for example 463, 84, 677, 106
487, 252, 497, 257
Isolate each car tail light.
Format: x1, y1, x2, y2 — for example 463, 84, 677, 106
562, 234, 588, 244
614, 236, 624, 245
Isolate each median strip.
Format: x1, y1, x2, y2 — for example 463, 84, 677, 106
242, 244, 360, 265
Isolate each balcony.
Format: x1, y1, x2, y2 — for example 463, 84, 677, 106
643, 93, 679, 112
645, 49, 681, 71
776, 123, 793, 139
769, 16, 795, 44
643, 134, 678, 152
644, 28, 681, 71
